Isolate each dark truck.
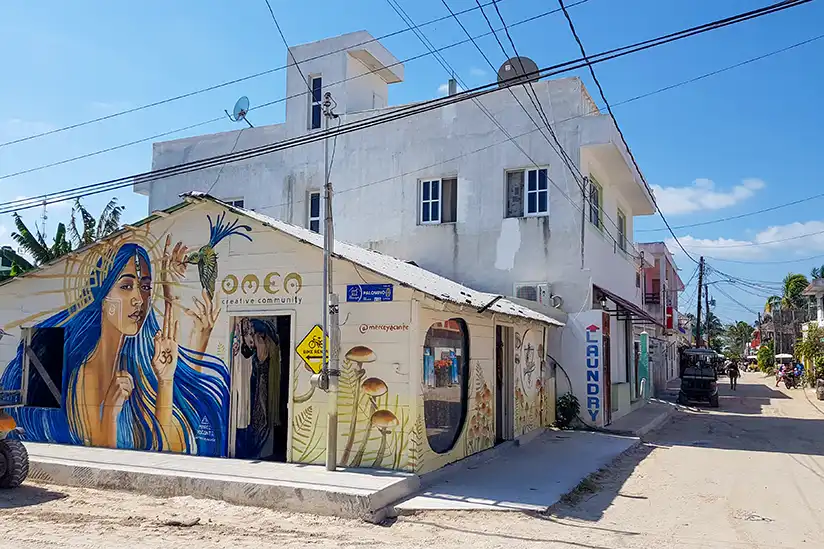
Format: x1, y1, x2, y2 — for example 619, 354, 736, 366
677, 347, 720, 408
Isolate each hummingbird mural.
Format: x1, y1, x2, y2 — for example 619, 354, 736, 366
184, 212, 253, 298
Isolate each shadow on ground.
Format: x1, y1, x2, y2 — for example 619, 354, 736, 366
0, 484, 67, 509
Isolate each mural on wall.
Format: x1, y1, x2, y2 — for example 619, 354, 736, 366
464, 361, 493, 455
338, 345, 410, 468
514, 328, 543, 437
0, 212, 252, 457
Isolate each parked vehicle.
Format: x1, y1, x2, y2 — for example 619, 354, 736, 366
775, 354, 796, 388
678, 348, 720, 408
0, 410, 28, 489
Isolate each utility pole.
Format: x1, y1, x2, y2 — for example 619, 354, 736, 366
696, 256, 704, 347
321, 92, 340, 472
705, 283, 711, 349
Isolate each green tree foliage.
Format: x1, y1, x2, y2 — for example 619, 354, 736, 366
68, 198, 124, 247
782, 273, 810, 309
11, 213, 71, 265
725, 321, 754, 356
757, 340, 775, 374
811, 265, 824, 280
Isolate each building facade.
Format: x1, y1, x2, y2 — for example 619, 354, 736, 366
138, 32, 657, 426
638, 242, 684, 393
0, 196, 561, 474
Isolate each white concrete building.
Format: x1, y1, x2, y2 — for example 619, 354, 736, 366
137, 32, 658, 426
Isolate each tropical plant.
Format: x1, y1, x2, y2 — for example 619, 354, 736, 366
811, 265, 824, 280
68, 198, 125, 247
555, 392, 580, 429
10, 212, 72, 265
0, 246, 35, 281
765, 295, 781, 314
757, 340, 775, 374
781, 273, 810, 310
725, 321, 754, 356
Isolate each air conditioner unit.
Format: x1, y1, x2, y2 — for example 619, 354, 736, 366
514, 282, 550, 305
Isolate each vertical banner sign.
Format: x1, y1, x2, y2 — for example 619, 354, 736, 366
639, 331, 650, 399
585, 323, 602, 423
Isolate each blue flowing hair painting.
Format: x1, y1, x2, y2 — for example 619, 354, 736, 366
0, 241, 231, 457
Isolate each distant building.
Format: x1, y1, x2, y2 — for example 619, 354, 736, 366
138, 32, 658, 427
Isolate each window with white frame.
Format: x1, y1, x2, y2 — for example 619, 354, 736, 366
617, 209, 627, 251
588, 176, 602, 229
310, 76, 323, 130
419, 178, 457, 224
308, 191, 322, 233
224, 198, 245, 208
505, 168, 548, 217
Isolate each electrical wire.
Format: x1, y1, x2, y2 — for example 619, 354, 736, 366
0, 2, 584, 182
0, 0, 811, 214
0, 0, 524, 150
554, 0, 820, 265
702, 252, 824, 265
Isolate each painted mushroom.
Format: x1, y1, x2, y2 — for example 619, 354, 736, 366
341, 346, 378, 464
350, 377, 388, 467
370, 409, 399, 468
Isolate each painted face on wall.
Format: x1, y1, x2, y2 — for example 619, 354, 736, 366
103, 254, 151, 336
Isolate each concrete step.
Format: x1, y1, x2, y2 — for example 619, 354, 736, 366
24, 442, 419, 522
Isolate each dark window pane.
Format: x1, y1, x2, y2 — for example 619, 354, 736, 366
431, 180, 440, 200
310, 193, 320, 218
527, 192, 537, 214
538, 190, 547, 213
527, 169, 537, 191
312, 77, 322, 102
422, 318, 469, 454
23, 327, 64, 408
538, 169, 548, 190
311, 104, 322, 129
505, 171, 525, 218
310, 219, 320, 233
422, 203, 430, 222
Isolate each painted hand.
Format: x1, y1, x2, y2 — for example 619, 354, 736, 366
152, 297, 180, 383
160, 235, 189, 304
183, 288, 221, 355
103, 371, 134, 411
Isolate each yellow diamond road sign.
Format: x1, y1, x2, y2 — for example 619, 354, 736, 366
296, 324, 330, 374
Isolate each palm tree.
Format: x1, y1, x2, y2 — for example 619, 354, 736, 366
811, 265, 824, 280
782, 273, 809, 310
68, 198, 124, 247
725, 321, 754, 356
11, 213, 72, 265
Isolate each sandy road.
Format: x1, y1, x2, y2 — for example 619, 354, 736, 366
2, 372, 823, 548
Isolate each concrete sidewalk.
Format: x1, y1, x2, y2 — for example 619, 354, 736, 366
603, 399, 677, 437
394, 430, 638, 513
24, 442, 418, 522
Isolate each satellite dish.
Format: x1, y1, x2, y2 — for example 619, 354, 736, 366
225, 96, 254, 128
497, 56, 539, 88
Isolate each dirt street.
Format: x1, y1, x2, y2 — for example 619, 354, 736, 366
2, 372, 823, 548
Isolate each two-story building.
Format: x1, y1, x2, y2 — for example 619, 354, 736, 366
136, 32, 658, 427
638, 242, 684, 393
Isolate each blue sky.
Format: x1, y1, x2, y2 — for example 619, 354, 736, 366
2, 0, 823, 324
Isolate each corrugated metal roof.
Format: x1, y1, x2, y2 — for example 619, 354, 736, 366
187, 193, 562, 326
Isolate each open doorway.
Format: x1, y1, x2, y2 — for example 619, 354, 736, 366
495, 325, 514, 444
229, 315, 291, 461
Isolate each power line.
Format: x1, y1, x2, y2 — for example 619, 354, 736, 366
682, 227, 824, 249
702, 252, 824, 265
0, 0, 525, 150
0, 0, 812, 214
0, 2, 583, 182
263, 0, 310, 91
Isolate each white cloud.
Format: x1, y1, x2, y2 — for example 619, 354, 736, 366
437, 82, 464, 96
652, 178, 765, 215
469, 67, 487, 77
667, 220, 824, 260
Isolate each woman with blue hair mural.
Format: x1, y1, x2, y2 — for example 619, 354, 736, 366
0, 214, 252, 457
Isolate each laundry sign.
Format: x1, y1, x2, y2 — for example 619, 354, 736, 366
295, 325, 330, 374
585, 323, 602, 423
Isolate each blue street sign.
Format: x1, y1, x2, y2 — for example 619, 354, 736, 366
346, 283, 394, 303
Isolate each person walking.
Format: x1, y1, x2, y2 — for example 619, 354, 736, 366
727, 360, 740, 390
